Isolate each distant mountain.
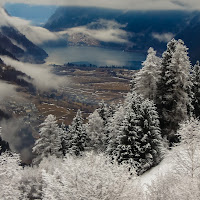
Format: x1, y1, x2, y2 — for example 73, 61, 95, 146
0, 8, 48, 64
0, 41, 17, 60
44, 7, 195, 54
45, 7, 122, 31
0, 26, 48, 64
0, 62, 36, 93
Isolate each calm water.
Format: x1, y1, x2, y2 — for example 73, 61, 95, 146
45, 46, 146, 69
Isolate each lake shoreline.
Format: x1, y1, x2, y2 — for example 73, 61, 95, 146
44, 46, 146, 70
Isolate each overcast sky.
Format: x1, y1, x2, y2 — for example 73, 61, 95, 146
1, 0, 200, 10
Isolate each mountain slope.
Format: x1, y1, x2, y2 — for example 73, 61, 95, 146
0, 8, 48, 64
0, 26, 48, 64
44, 7, 121, 31
44, 7, 194, 53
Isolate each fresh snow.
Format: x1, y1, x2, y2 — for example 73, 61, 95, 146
140, 151, 174, 189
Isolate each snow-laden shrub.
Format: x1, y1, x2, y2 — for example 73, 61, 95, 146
146, 118, 200, 200
40, 152, 144, 200
20, 166, 44, 200
0, 152, 22, 200
146, 172, 200, 200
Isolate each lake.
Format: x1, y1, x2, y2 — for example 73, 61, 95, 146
44, 46, 146, 69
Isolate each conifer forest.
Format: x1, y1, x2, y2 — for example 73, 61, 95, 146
1, 38, 200, 199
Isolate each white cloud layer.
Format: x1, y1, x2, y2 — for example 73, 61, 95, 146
0, 56, 68, 91
152, 32, 175, 43
0, 8, 130, 45
0, 81, 17, 101
61, 20, 130, 44
1, 0, 200, 10
0, 117, 34, 162
18, 25, 60, 45
0, 7, 59, 45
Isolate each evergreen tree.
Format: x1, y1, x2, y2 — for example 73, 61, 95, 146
156, 39, 191, 144
0, 128, 10, 155
156, 39, 177, 141
112, 92, 164, 175
65, 110, 87, 156
85, 110, 104, 152
97, 100, 113, 125
135, 47, 161, 101
191, 61, 200, 118
32, 114, 62, 165
96, 101, 115, 151
130, 73, 137, 90
107, 105, 126, 156
59, 122, 67, 156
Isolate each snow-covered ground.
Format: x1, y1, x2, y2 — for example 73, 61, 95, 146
140, 151, 175, 189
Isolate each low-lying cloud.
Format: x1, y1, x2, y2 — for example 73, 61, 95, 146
152, 32, 175, 43
0, 8, 130, 45
0, 7, 60, 45
19, 25, 60, 45
0, 7, 28, 27
2, 0, 200, 10
0, 81, 17, 101
0, 118, 34, 163
0, 56, 68, 91
61, 19, 130, 44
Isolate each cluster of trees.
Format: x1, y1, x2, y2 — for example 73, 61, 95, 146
1, 118, 200, 199
32, 39, 200, 174
32, 95, 164, 175
0, 151, 145, 199
135, 40, 193, 144
1, 38, 200, 199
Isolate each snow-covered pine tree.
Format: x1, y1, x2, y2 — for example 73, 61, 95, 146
191, 61, 200, 118
135, 47, 161, 101
59, 122, 67, 156
32, 114, 62, 165
107, 105, 126, 156
139, 99, 164, 170
96, 101, 115, 151
130, 72, 137, 90
156, 39, 178, 141
156, 39, 191, 144
113, 92, 164, 175
65, 110, 88, 156
85, 110, 104, 152
97, 100, 113, 125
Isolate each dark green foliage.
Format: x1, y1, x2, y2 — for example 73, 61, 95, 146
191, 61, 200, 118
0, 136, 10, 155
156, 39, 191, 145
65, 110, 88, 156
112, 92, 164, 175
96, 101, 115, 151
32, 115, 62, 165
97, 101, 113, 125
156, 39, 177, 140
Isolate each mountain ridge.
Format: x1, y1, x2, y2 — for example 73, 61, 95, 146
44, 6, 200, 62
0, 8, 48, 64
